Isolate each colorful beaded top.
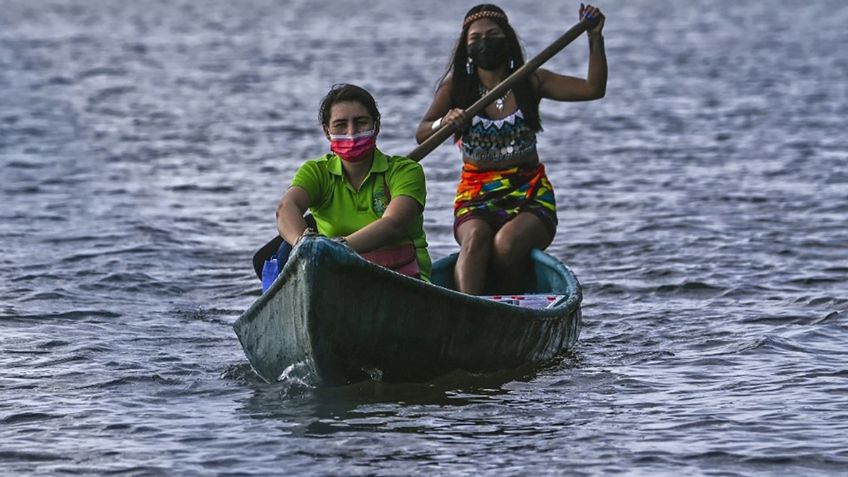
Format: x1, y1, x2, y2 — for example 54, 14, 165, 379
460, 109, 537, 162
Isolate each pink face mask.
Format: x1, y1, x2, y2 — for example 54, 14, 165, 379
329, 129, 377, 163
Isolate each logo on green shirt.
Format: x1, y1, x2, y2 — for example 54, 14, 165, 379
372, 182, 388, 216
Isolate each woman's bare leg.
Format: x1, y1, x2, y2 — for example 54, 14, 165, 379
454, 219, 495, 295
491, 212, 554, 294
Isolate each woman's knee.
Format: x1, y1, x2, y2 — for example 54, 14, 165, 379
492, 222, 546, 268
491, 232, 525, 266
457, 221, 494, 251
494, 214, 552, 259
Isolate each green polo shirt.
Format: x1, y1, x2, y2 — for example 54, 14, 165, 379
290, 148, 431, 281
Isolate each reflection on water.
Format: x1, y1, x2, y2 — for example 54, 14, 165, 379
238, 357, 578, 438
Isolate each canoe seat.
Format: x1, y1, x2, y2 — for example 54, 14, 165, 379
480, 294, 565, 309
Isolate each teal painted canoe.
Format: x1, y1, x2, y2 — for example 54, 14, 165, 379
233, 236, 582, 385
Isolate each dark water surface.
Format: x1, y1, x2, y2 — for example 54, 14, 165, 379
2, 0, 847, 475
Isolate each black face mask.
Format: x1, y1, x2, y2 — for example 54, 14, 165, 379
467, 36, 510, 71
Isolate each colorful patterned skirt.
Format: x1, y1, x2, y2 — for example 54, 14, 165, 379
453, 162, 557, 237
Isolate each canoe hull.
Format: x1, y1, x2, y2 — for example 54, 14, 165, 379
234, 237, 582, 385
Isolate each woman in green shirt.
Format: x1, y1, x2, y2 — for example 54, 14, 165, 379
274, 83, 431, 281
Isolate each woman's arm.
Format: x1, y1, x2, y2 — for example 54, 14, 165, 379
537, 6, 607, 101
344, 196, 420, 253
415, 77, 467, 146
275, 186, 312, 246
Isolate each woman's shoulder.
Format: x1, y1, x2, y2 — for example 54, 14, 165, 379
434, 73, 455, 95
298, 153, 335, 170
384, 154, 425, 180
528, 69, 547, 95
385, 154, 423, 170
292, 154, 337, 183
305, 153, 335, 164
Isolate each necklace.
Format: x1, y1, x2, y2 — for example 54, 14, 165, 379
479, 85, 511, 111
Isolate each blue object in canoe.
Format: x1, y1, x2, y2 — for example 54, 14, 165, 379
233, 236, 582, 385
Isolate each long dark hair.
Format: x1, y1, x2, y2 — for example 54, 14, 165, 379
440, 4, 542, 136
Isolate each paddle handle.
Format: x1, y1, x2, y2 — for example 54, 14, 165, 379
407, 19, 595, 162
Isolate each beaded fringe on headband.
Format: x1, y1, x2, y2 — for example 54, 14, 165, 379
463, 10, 509, 29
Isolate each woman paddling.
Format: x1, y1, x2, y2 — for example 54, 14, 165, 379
415, 3, 606, 295
274, 83, 431, 282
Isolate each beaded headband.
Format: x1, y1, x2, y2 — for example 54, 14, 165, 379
462, 10, 509, 29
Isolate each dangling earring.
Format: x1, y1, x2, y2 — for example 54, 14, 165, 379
509, 58, 514, 70
466, 58, 473, 75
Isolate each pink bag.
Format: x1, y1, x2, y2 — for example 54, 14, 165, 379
360, 243, 420, 278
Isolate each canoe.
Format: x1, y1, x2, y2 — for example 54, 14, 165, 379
233, 236, 582, 385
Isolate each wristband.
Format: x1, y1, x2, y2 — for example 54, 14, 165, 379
431, 117, 443, 131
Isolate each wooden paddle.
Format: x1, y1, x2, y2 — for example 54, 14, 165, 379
407, 17, 599, 161
253, 17, 599, 277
